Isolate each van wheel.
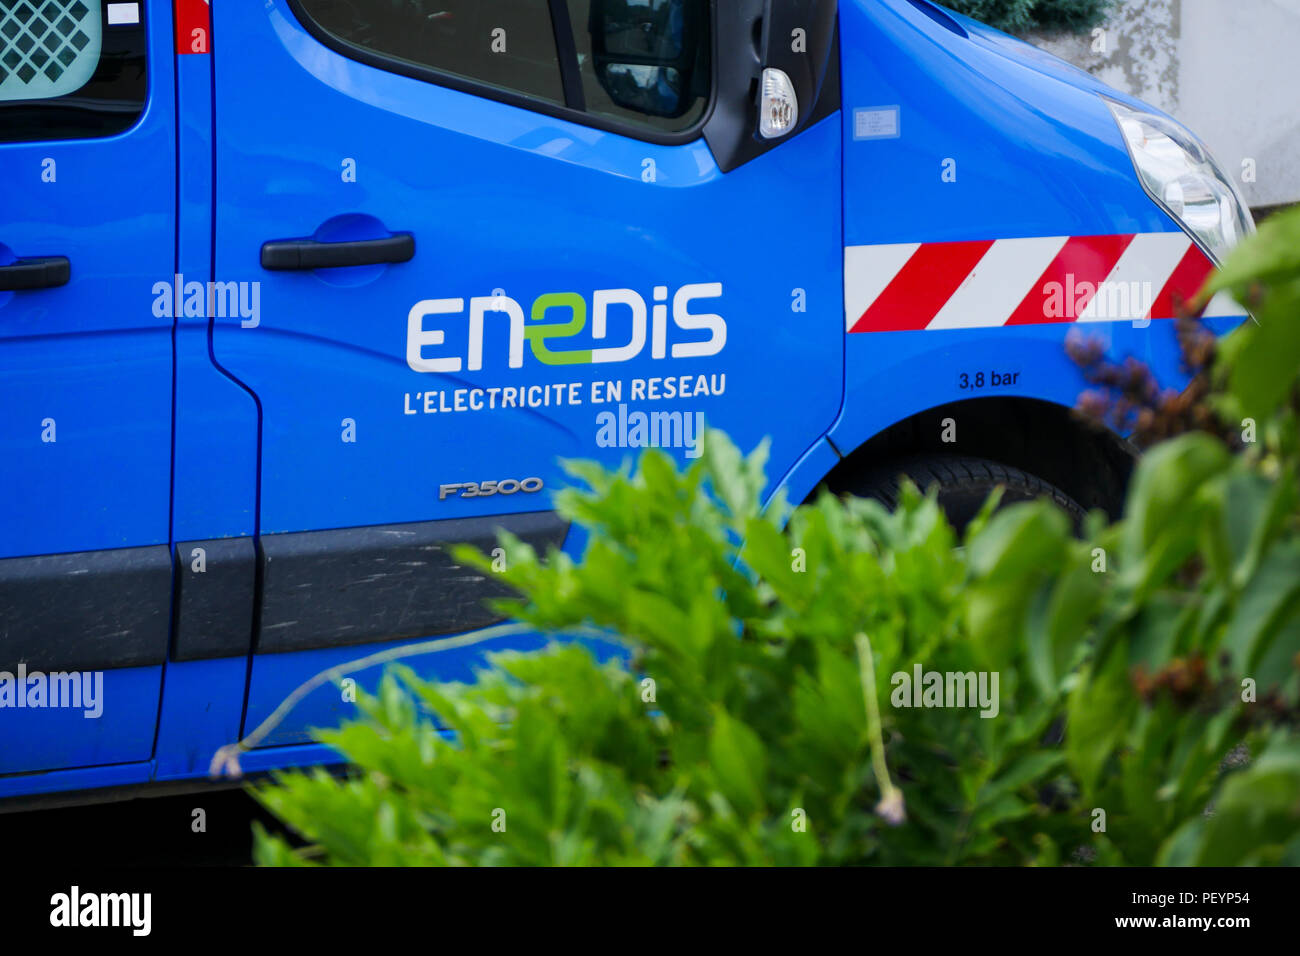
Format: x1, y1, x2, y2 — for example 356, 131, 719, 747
842, 454, 1087, 534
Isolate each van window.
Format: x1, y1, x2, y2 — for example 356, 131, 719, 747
569, 0, 710, 132
291, 0, 711, 137
0, 0, 147, 143
294, 0, 566, 106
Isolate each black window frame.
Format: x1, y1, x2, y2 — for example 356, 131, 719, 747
284, 0, 719, 147
0, 0, 149, 145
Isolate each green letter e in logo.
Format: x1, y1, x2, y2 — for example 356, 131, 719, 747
527, 292, 593, 365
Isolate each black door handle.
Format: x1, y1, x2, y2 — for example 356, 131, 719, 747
260, 233, 415, 271
0, 256, 71, 292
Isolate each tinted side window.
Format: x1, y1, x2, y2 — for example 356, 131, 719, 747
570, 0, 710, 133
0, 0, 148, 143
292, 0, 712, 137
296, 0, 565, 106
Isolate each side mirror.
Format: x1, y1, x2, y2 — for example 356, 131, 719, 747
757, 0, 838, 139
589, 0, 708, 119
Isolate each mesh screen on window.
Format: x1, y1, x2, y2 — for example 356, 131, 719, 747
0, 0, 102, 102
0, 0, 146, 143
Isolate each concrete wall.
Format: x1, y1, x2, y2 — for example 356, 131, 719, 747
1024, 0, 1300, 210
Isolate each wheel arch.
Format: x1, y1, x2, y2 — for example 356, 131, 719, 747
813, 396, 1136, 518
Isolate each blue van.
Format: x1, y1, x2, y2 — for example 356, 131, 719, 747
0, 0, 1252, 801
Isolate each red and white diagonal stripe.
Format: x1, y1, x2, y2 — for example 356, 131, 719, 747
845, 232, 1242, 333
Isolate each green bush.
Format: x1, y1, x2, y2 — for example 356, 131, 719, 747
249, 208, 1300, 866
943, 0, 1118, 33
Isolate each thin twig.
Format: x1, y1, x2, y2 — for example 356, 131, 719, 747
855, 633, 905, 825
209, 621, 606, 779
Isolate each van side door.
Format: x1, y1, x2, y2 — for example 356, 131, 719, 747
210, 0, 843, 745
0, 0, 175, 777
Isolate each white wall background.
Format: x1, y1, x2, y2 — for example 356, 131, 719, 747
1025, 0, 1300, 209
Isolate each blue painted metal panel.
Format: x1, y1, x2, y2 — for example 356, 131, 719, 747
0, 667, 163, 776
839, 0, 1178, 248
829, 0, 1249, 458
767, 436, 843, 509
0, 5, 175, 558
172, 38, 260, 544
154, 42, 257, 784
241, 630, 631, 748
244, 631, 549, 747
153, 658, 249, 780
210, 2, 843, 537
0, 759, 154, 802
211, 1, 843, 746
0, 0, 175, 782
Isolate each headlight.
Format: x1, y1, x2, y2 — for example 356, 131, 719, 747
1104, 98, 1254, 264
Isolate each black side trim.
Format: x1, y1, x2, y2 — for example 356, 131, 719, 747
0, 546, 172, 672
548, 0, 586, 111
255, 512, 569, 655
705, 3, 841, 172
173, 538, 257, 662
702, 0, 768, 172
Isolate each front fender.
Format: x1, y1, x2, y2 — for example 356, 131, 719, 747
828, 0, 1247, 463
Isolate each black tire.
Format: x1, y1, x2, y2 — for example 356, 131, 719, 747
842, 454, 1087, 533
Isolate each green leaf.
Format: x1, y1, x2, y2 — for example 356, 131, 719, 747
967, 501, 1070, 582
1027, 560, 1104, 697
1164, 736, 1300, 865
1222, 539, 1300, 675
1122, 433, 1231, 566
1067, 642, 1132, 795
977, 752, 1066, 805
706, 708, 768, 820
